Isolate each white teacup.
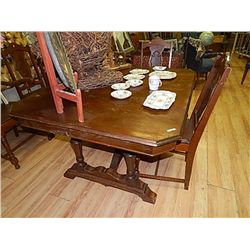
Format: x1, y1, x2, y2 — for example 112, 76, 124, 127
149, 75, 162, 90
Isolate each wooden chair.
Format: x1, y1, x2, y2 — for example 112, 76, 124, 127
1, 44, 52, 169
139, 55, 231, 190
1, 102, 35, 169
240, 60, 250, 84
1, 43, 47, 99
140, 37, 176, 68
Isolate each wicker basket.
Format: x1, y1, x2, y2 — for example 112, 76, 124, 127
60, 32, 123, 90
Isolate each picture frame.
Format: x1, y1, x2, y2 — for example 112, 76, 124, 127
113, 32, 134, 53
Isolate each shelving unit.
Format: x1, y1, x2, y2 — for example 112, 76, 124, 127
232, 32, 250, 58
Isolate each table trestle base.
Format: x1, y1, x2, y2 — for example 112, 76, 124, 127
64, 163, 157, 204
64, 139, 157, 204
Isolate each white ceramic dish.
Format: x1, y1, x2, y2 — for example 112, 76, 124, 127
149, 71, 177, 80
153, 66, 167, 71
126, 79, 143, 87
111, 90, 132, 99
129, 69, 149, 75
143, 90, 176, 110
111, 82, 130, 90
123, 74, 145, 80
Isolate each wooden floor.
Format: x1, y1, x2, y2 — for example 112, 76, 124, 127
1, 55, 249, 218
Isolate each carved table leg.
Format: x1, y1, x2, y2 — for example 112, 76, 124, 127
123, 153, 157, 203
1, 135, 20, 169
109, 150, 123, 171
123, 153, 139, 182
64, 138, 86, 179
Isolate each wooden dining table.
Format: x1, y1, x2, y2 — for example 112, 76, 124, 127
10, 68, 194, 203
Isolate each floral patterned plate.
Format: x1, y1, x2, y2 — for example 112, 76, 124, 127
123, 74, 145, 80
143, 90, 176, 109
111, 82, 130, 90
111, 90, 132, 99
125, 79, 143, 87
149, 71, 177, 80
129, 69, 149, 75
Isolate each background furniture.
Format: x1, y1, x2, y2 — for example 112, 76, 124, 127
233, 32, 250, 58
1, 42, 53, 169
1, 43, 47, 99
241, 61, 250, 84
1, 105, 35, 169
184, 38, 220, 88
140, 37, 177, 68
132, 38, 183, 68
1, 98, 34, 169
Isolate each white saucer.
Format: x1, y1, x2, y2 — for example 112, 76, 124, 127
149, 71, 177, 80
111, 82, 130, 90
111, 90, 132, 99
126, 79, 143, 87
129, 69, 149, 75
123, 74, 145, 80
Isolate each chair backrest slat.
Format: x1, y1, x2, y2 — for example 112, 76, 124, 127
189, 55, 231, 146
1, 44, 47, 99
2, 44, 45, 85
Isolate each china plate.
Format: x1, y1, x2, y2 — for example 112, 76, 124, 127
111, 90, 132, 99
143, 90, 176, 110
126, 79, 143, 87
153, 66, 166, 71
129, 69, 149, 75
149, 70, 177, 80
111, 82, 130, 90
123, 74, 145, 80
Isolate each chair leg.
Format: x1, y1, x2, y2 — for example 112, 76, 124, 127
47, 133, 55, 141
1, 135, 20, 169
193, 72, 199, 89
184, 151, 195, 190
13, 126, 19, 137
241, 68, 248, 84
